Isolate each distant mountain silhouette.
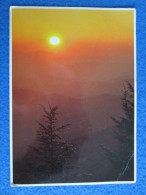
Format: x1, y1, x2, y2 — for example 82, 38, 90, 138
13, 87, 122, 160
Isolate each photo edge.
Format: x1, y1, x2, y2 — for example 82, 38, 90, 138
9, 5, 13, 185
10, 7, 136, 186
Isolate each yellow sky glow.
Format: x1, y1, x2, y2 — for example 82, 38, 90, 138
12, 9, 134, 46
12, 8, 134, 97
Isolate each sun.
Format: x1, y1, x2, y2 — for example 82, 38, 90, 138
49, 36, 61, 46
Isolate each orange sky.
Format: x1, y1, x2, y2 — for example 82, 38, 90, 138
12, 8, 134, 97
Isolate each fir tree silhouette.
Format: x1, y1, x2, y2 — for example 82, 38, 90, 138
102, 82, 134, 181
13, 103, 76, 184
30, 103, 75, 178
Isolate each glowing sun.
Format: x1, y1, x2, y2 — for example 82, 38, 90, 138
49, 36, 61, 46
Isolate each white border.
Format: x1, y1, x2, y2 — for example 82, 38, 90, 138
10, 6, 13, 186
9, 6, 136, 187
134, 8, 137, 184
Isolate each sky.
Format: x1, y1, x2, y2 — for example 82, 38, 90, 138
12, 8, 134, 98
12, 8, 135, 160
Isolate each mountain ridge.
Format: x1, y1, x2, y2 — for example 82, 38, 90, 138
12, 87, 123, 160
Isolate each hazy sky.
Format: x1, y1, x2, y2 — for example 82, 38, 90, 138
12, 8, 134, 97
12, 8, 135, 160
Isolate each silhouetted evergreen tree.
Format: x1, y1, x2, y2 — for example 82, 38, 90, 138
30, 103, 75, 179
102, 82, 134, 181
13, 103, 76, 184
